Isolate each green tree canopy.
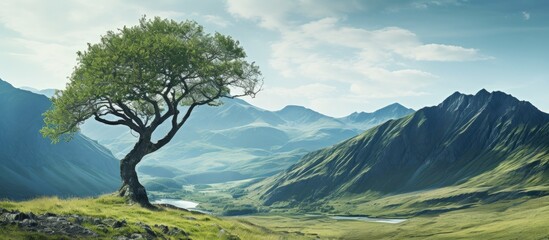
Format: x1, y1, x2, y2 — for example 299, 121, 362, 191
41, 17, 262, 206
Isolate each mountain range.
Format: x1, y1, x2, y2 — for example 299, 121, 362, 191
0, 79, 119, 200
254, 89, 549, 208
76, 96, 413, 189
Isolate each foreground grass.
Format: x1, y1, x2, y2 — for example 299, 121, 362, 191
239, 195, 549, 239
0, 194, 309, 240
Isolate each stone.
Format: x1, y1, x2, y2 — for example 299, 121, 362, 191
8, 212, 29, 221
156, 224, 169, 234
168, 226, 187, 236
112, 220, 126, 228
70, 214, 83, 224
130, 233, 144, 239
44, 212, 57, 217
92, 218, 102, 225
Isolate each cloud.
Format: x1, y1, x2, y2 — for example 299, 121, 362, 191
226, 0, 491, 114
522, 11, 531, 20
0, 0, 201, 88
226, 0, 363, 30
202, 14, 231, 27
411, 0, 465, 9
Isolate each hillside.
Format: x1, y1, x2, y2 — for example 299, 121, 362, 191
79, 97, 414, 186
0, 195, 307, 239
0, 79, 119, 200
254, 90, 549, 209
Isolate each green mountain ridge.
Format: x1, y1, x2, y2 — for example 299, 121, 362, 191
254, 89, 549, 207
0, 79, 120, 200
78, 96, 414, 186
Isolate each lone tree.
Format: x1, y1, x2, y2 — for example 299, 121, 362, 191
41, 17, 262, 207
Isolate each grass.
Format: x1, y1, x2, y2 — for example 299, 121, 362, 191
4, 190, 548, 239
0, 194, 310, 240
238, 195, 549, 239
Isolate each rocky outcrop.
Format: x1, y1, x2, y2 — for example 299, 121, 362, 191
0, 208, 97, 237
0, 208, 190, 239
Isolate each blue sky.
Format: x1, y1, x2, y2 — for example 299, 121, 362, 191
1, 0, 548, 116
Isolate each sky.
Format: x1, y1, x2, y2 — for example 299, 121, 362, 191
1, 0, 548, 117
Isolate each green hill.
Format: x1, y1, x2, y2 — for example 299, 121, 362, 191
0, 195, 307, 239
0, 79, 119, 200
252, 90, 549, 213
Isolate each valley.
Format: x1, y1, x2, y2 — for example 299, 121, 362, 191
4, 81, 549, 239
2, 1, 549, 238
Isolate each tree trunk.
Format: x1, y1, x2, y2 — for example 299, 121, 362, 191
118, 138, 153, 208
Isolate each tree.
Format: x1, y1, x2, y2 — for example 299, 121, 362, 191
41, 17, 262, 207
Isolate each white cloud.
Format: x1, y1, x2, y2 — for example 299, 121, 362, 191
226, 0, 491, 115
522, 11, 531, 21
0, 0, 206, 89
399, 44, 492, 61
412, 0, 465, 9
202, 14, 231, 27
226, 0, 363, 30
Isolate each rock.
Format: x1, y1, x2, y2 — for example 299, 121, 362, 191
92, 218, 102, 225
20, 219, 38, 227
97, 225, 109, 233
143, 227, 156, 237
183, 216, 197, 221
113, 220, 126, 228
8, 212, 29, 221
130, 233, 144, 239
69, 214, 83, 224
154, 224, 170, 234
42, 227, 55, 234
44, 212, 57, 217
169, 226, 188, 236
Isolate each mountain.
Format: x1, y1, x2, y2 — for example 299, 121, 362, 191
0, 79, 119, 200
339, 103, 415, 129
19, 86, 56, 98
80, 98, 414, 186
256, 90, 549, 206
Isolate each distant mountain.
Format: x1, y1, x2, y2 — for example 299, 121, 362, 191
0, 79, 119, 200
257, 90, 549, 205
19, 86, 56, 98
80, 97, 414, 185
339, 103, 415, 129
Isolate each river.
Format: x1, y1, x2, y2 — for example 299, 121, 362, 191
330, 216, 407, 224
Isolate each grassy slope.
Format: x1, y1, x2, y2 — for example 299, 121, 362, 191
0, 195, 309, 240
240, 195, 549, 239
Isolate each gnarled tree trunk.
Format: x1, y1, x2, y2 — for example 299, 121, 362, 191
118, 137, 153, 208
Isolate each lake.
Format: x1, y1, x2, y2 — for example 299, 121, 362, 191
152, 199, 212, 214
330, 216, 407, 224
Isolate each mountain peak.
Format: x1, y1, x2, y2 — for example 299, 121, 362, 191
476, 88, 489, 96
0, 78, 14, 89
376, 102, 413, 113
342, 103, 414, 124
280, 105, 309, 111
258, 90, 549, 206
